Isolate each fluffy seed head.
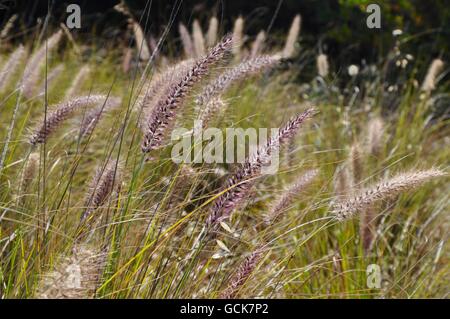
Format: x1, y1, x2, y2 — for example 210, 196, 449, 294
79, 96, 122, 138
367, 116, 384, 156
198, 97, 228, 128
19, 152, 39, 197
331, 168, 446, 221
232, 16, 244, 58
138, 59, 194, 127
0, 45, 26, 92
220, 246, 264, 299
65, 65, 90, 99
29, 95, 107, 145
282, 14, 301, 59
206, 16, 219, 47
349, 142, 363, 183
317, 53, 329, 77
334, 165, 353, 196
38, 64, 64, 96
0, 14, 17, 39
196, 54, 279, 107
20, 30, 63, 98
130, 20, 150, 61
179, 22, 195, 59
264, 169, 318, 225
250, 31, 266, 59
81, 160, 122, 222
206, 108, 315, 229
192, 19, 206, 57
421, 59, 444, 93
141, 34, 233, 154
36, 244, 106, 299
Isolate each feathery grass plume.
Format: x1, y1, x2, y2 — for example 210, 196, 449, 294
334, 165, 353, 196
38, 64, 64, 96
349, 142, 363, 184
122, 47, 133, 73
129, 19, 151, 61
360, 206, 377, 252
198, 97, 228, 128
250, 31, 266, 59
113, 1, 131, 16
20, 30, 63, 98
366, 116, 384, 156
206, 108, 315, 229
60, 22, 80, 55
206, 16, 218, 47
0, 44, 25, 92
264, 169, 318, 225
141, 34, 233, 154
29, 94, 106, 145
79, 96, 122, 138
232, 16, 244, 59
282, 14, 301, 59
317, 53, 329, 78
192, 19, 206, 57
219, 246, 264, 299
65, 65, 90, 99
19, 152, 39, 198
36, 244, 106, 299
138, 59, 194, 129
81, 160, 121, 223
0, 14, 17, 40
179, 22, 195, 59
196, 55, 279, 108
421, 58, 444, 93
148, 34, 158, 53
331, 168, 446, 221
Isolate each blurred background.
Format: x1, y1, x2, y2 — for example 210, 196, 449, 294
1, 0, 449, 63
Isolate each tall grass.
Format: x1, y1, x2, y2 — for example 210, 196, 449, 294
0, 13, 448, 299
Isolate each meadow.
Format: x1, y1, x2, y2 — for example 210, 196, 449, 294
0, 8, 448, 299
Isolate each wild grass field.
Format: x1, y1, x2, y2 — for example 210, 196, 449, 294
0, 7, 449, 299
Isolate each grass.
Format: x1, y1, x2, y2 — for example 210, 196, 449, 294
0, 17, 448, 299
